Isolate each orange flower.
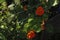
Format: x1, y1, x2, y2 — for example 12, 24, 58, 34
36, 6, 44, 16
27, 30, 35, 39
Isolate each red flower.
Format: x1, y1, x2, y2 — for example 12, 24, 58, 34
27, 30, 35, 39
36, 6, 44, 16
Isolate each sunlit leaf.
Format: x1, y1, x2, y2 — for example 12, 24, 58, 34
28, 18, 34, 23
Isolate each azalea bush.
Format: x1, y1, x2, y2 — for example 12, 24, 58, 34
0, 0, 59, 40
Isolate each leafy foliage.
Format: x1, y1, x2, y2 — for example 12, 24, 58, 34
0, 0, 59, 40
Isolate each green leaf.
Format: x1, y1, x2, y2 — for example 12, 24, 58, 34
32, 24, 41, 33
41, 0, 55, 9
42, 13, 48, 19
0, 33, 7, 40
8, 4, 15, 10
46, 0, 55, 8
23, 23, 31, 32
14, 0, 21, 5
16, 21, 21, 30
0, 0, 5, 3
5, 12, 15, 23
28, 18, 34, 23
